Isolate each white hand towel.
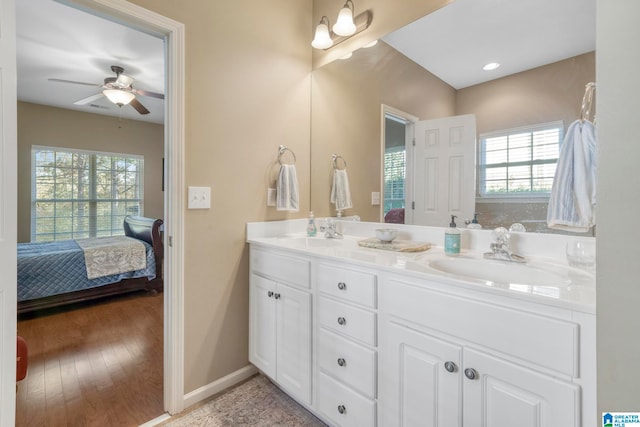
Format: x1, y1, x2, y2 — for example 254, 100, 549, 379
331, 169, 353, 211
276, 164, 299, 212
547, 119, 597, 232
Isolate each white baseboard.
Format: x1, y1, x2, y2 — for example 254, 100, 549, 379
182, 364, 258, 410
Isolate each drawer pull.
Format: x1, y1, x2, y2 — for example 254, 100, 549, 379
464, 368, 478, 380
337, 405, 347, 415
337, 282, 347, 290
274, 293, 281, 300
444, 361, 457, 373
337, 317, 346, 326
337, 357, 346, 367
267, 291, 274, 298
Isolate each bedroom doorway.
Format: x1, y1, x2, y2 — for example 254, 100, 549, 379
12, 0, 185, 424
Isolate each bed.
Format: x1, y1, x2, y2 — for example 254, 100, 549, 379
17, 215, 164, 314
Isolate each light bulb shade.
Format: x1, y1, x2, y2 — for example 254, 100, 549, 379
103, 89, 135, 106
333, 3, 356, 36
311, 20, 333, 49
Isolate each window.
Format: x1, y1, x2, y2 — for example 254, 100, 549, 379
32, 146, 144, 242
478, 121, 563, 197
383, 146, 405, 215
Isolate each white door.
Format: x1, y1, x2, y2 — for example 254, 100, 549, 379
0, 0, 18, 424
462, 349, 579, 427
410, 114, 476, 227
249, 274, 277, 379
380, 320, 462, 427
276, 282, 312, 405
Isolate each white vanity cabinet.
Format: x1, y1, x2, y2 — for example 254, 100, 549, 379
379, 275, 586, 427
315, 262, 378, 427
249, 247, 312, 405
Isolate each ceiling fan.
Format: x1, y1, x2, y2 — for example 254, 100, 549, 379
48, 65, 164, 115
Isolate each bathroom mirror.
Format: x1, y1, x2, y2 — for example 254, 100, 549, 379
310, 0, 596, 235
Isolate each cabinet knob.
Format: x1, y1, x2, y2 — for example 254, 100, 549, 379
274, 293, 281, 300
267, 291, 274, 297
464, 368, 478, 380
444, 361, 457, 373
337, 405, 347, 415
337, 282, 347, 290
337, 317, 346, 326
337, 358, 346, 367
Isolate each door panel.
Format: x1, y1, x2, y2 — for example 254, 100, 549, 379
249, 275, 277, 378
411, 114, 476, 226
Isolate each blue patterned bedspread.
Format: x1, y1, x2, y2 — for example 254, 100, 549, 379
17, 239, 156, 302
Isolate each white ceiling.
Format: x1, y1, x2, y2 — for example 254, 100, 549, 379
16, 0, 165, 124
383, 0, 596, 89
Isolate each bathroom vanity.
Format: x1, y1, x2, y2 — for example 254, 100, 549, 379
247, 219, 596, 427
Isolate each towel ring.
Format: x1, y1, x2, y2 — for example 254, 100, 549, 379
278, 145, 296, 165
332, 154, 347, 170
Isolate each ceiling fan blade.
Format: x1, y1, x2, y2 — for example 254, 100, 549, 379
130, 98, 150, 115
132, 88, 165, 100
73, 93, 105, 105
49, 78, 102, 87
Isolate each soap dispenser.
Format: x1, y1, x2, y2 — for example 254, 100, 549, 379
467, 213, 482, 229
445, 215, 461, 256
306, 211, 317, 237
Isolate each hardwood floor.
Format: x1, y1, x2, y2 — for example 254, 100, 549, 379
16, 291, 164, 427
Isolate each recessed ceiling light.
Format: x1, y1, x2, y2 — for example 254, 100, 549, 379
483, 62, 500, 71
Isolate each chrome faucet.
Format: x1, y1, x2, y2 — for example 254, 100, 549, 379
484, 227, 525, 263
319, 218, 343, 239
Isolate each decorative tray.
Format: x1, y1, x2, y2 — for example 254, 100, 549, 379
357, 238, 431, 252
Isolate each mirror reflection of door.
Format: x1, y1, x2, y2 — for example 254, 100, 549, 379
383, 109, 476, 227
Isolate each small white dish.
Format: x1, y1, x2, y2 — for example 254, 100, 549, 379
376, 228, 397, 243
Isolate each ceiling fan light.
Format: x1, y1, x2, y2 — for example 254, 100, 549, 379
103, 89, 135, 106
312, 17, 333, 49
115, 74, 134, 88
333, 1, 356, 36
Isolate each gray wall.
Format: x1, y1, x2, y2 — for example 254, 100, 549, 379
596, 0, 640, 415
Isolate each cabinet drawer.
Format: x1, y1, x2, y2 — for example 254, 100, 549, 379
319, 296, 376, 346
318, 372, 376, 427
381, 278, 579, 377
251, 248, 310, 288
319, 328, 376, 399
317, 263, 376, 308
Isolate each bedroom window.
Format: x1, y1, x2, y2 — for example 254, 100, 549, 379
478, 121, 563, 198
31, 146, 144, 242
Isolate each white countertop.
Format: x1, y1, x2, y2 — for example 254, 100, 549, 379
247, 219, 596, 314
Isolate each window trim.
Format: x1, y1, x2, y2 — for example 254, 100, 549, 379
477, 120, 563, 200
31, 145, 144, 242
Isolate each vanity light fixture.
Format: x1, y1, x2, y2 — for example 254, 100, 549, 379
311, 1, 372, 50
103, 89, 135, 106
483, 62, 501, 71
333, 0, 357, 36
311, 16, 334, 49
363, 39, 378, 48
340, 52, 353, 60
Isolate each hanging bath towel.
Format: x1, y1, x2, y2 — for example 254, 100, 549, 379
276, 164, 299, 212
547, 119, 597, 232
331, 168, 353, 211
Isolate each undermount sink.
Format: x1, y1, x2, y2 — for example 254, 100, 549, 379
427, 257, 571, 287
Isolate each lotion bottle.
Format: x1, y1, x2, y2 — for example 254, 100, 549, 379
445, 215, 460, 256
306, 211, 317, 237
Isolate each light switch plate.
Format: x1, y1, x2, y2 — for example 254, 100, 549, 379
188, 186, 211, 209
371, 191, 381, 205
267, 188, 277, 206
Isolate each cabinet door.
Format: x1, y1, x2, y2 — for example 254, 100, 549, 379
276, 282, 312, 405
380, 320, 462, 427
249, 274, 277, 379
463, 349, 580, 427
